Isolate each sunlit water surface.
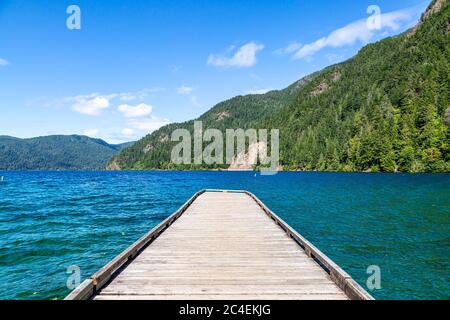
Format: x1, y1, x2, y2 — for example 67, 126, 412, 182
0, 171, 448, 300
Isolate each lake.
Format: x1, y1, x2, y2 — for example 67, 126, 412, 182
0, 171, 448, 300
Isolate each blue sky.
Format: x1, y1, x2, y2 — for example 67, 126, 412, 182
0, 0, 428, 143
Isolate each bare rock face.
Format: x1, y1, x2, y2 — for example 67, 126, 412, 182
143, 144, 153, 154
310, 69, 341, 97
296, 76, 312, 87
445, 106, 450, 125
159, 134, 169, 143
311, 81, 329, 97
424, 0, 446, 19
409, 0, 446, 36
331, 70, 341, 82
216, 111, 231, 121
143, 134, 167, 154
228, 142, 267, 170
106, 159, 121, 170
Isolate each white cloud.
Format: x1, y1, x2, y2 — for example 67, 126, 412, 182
66, 88, 165, 116
274, 41, 302, 55
0, 58, 9, 66
83, 128, 100, 137
121, 128, 135, 136
71, 94, 111, 116
177, 85, 194, 95
118, 103, 153, 118
65, 88, 164, 116
128, 116, 171, 132
244, 88, 274, 95
292, 7, 419, 60
207, 42, 265, 68
33, 87, 165, 116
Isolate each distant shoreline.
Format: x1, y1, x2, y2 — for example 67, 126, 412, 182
1, 168, 448, 174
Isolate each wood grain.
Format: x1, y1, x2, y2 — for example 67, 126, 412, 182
93, 191, 351, 300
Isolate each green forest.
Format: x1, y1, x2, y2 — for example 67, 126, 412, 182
110, 0, 450, 173
0, 135, 131, 170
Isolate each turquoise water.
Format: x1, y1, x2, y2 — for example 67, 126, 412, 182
0, 171, 448, 300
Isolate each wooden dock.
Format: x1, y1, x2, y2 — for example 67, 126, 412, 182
66, 190, 373, 300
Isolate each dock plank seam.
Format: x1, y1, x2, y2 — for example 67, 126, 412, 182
66, 189, 373, 301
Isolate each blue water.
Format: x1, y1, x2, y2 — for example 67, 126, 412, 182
0, 171, 448, 300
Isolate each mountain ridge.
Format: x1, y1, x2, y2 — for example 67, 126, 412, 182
107, 72, 321, 170
0, 135, 133, 170
107, 0, 448, 172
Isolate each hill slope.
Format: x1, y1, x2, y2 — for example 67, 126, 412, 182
110, 0, 449, 173
0, 135, 132, 170
108, 73, 318, 170
264, 0, 450, 172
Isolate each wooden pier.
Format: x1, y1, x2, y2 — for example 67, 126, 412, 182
66, 190, 373, 300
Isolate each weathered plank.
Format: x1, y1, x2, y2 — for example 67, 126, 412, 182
65, 190, 373, 300
94, 293, 348, 300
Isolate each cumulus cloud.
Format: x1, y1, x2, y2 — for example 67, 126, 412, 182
207, 42, 265, 68
64, 88, 164, 116
118, 103, 153, 118
0, 58, 9, 66
177, 85, 194, 95
291, 7, 419, 60
71, 94, 112, 116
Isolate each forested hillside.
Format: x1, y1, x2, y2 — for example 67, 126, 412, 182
0, 135, 132, 170
264, 0, 450, 172
108, 73, 318, 170
110, 0, 449, 173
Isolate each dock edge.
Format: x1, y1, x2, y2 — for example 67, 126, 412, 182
65, 189, 374, 301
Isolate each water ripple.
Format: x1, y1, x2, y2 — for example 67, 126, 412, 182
0, 171, 448, 300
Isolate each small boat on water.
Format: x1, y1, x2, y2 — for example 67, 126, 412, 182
0, 176, 7, 185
